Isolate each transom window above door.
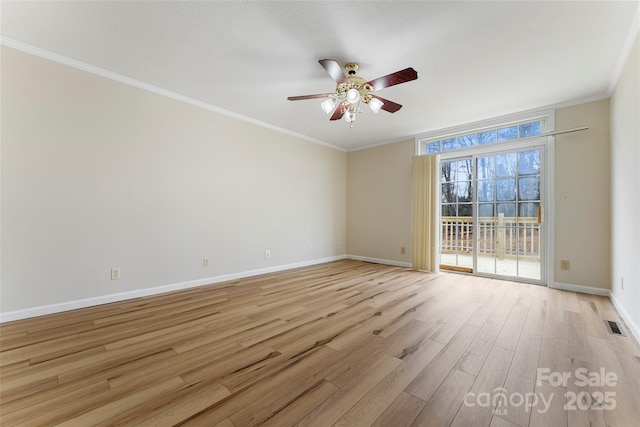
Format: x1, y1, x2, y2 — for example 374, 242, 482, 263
416, 112, 551, 156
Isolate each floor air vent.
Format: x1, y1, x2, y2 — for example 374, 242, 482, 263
605, 320, 626, 336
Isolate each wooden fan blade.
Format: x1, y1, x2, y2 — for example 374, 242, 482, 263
367, 67, 418, 91
319, 59, 349, 85
287, 93, 333, 101
330, 104, 346, 121
370, 95, 403, 113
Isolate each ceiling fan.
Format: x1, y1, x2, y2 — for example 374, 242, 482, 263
288, 59, 418, 127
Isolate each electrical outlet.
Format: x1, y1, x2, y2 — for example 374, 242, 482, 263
110, 268, 121, 280
560, 260, 570, 271
203, 258, 210, 268
265, 250, 271, 260
401, 246, 406, 255
621, 277, 624, 290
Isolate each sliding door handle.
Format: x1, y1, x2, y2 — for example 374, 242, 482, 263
537, 206, 542, 224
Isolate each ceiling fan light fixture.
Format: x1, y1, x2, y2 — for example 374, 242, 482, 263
287, 59, 417, 129
368, 97, 384, 114
346, 88, 360, 105
320, 98, 336, 114
344, 110, 356, 123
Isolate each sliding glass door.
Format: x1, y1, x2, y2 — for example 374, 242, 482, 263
440, 158, 474, 272
440, 146, 545, 283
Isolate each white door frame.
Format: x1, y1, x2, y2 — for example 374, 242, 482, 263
439, 136, 554, 286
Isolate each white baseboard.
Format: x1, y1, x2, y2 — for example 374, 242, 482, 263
347, 255, 412, 268
0, 255, 347, 323
609, 292, 640, 345
550, 281, 611, 296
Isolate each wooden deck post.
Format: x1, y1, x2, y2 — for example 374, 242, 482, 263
497, 213, 505, 260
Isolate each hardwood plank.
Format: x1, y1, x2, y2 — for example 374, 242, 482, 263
528, 381, 567, 427
1, 260, 639, 426
491, 287, 521, 317
588, 336, 640, 427
466, 281, 509, 327
493, 300, 528, 352
562, 291, 581, 313
0, 357, 106, 414
531, 313, 569, 427
294, 354, 402, 426
133, 383, 231, 427
457, 312, 508, 376
322, 335, 387, 388
384, 318, 444, 362
371, 392, 426, 427
490, 415, 520, 427
450, 346, 514, 427
325, 302, 413, 350
176, 317, 283, 353
38, 376, 185, 426
430, 302, 481, 344
406, 323, 480, 402
0, 334, 80, 367
590, 295, 621, 322
108, 341, 243, 390
565, 357, 606, 427
538, 317, 568, 376
331, 338, 445, 426
180, 344, 280, 386
175, 346, 339, 426
271, 307, 377, 356
546, 288, 565, 322
228, 346, 339, 426
0, 380, 110, 425
412, 369, 476, 427
564, 311, 591, 363
258, 380, 339, 427
498, 286, 546, 427
615, 351, 640, 415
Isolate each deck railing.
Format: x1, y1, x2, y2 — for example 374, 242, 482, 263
441, 216, 541, 260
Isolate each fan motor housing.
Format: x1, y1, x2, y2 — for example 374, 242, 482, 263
344, 63, 359, 75
336, 75, 372, 105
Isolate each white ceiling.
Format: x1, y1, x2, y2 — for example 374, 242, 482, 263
2, 1, 638, 151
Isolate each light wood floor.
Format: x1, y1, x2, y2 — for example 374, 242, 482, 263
1, 260, 639, 426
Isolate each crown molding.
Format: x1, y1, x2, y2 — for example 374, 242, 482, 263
1, 37, 347, 152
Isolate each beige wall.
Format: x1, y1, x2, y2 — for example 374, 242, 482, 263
610, 34, 640, 334
1, 47, 347, 315
554, 99, 611, 289
347, 101, 613, 291
2, 38, 634, 323
347, 140, 414, 265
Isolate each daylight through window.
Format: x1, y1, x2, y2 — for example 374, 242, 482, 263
419, 119, 545, 155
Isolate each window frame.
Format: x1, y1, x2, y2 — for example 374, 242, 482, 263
414, 108, 556, 287
415, 109, 554, 156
